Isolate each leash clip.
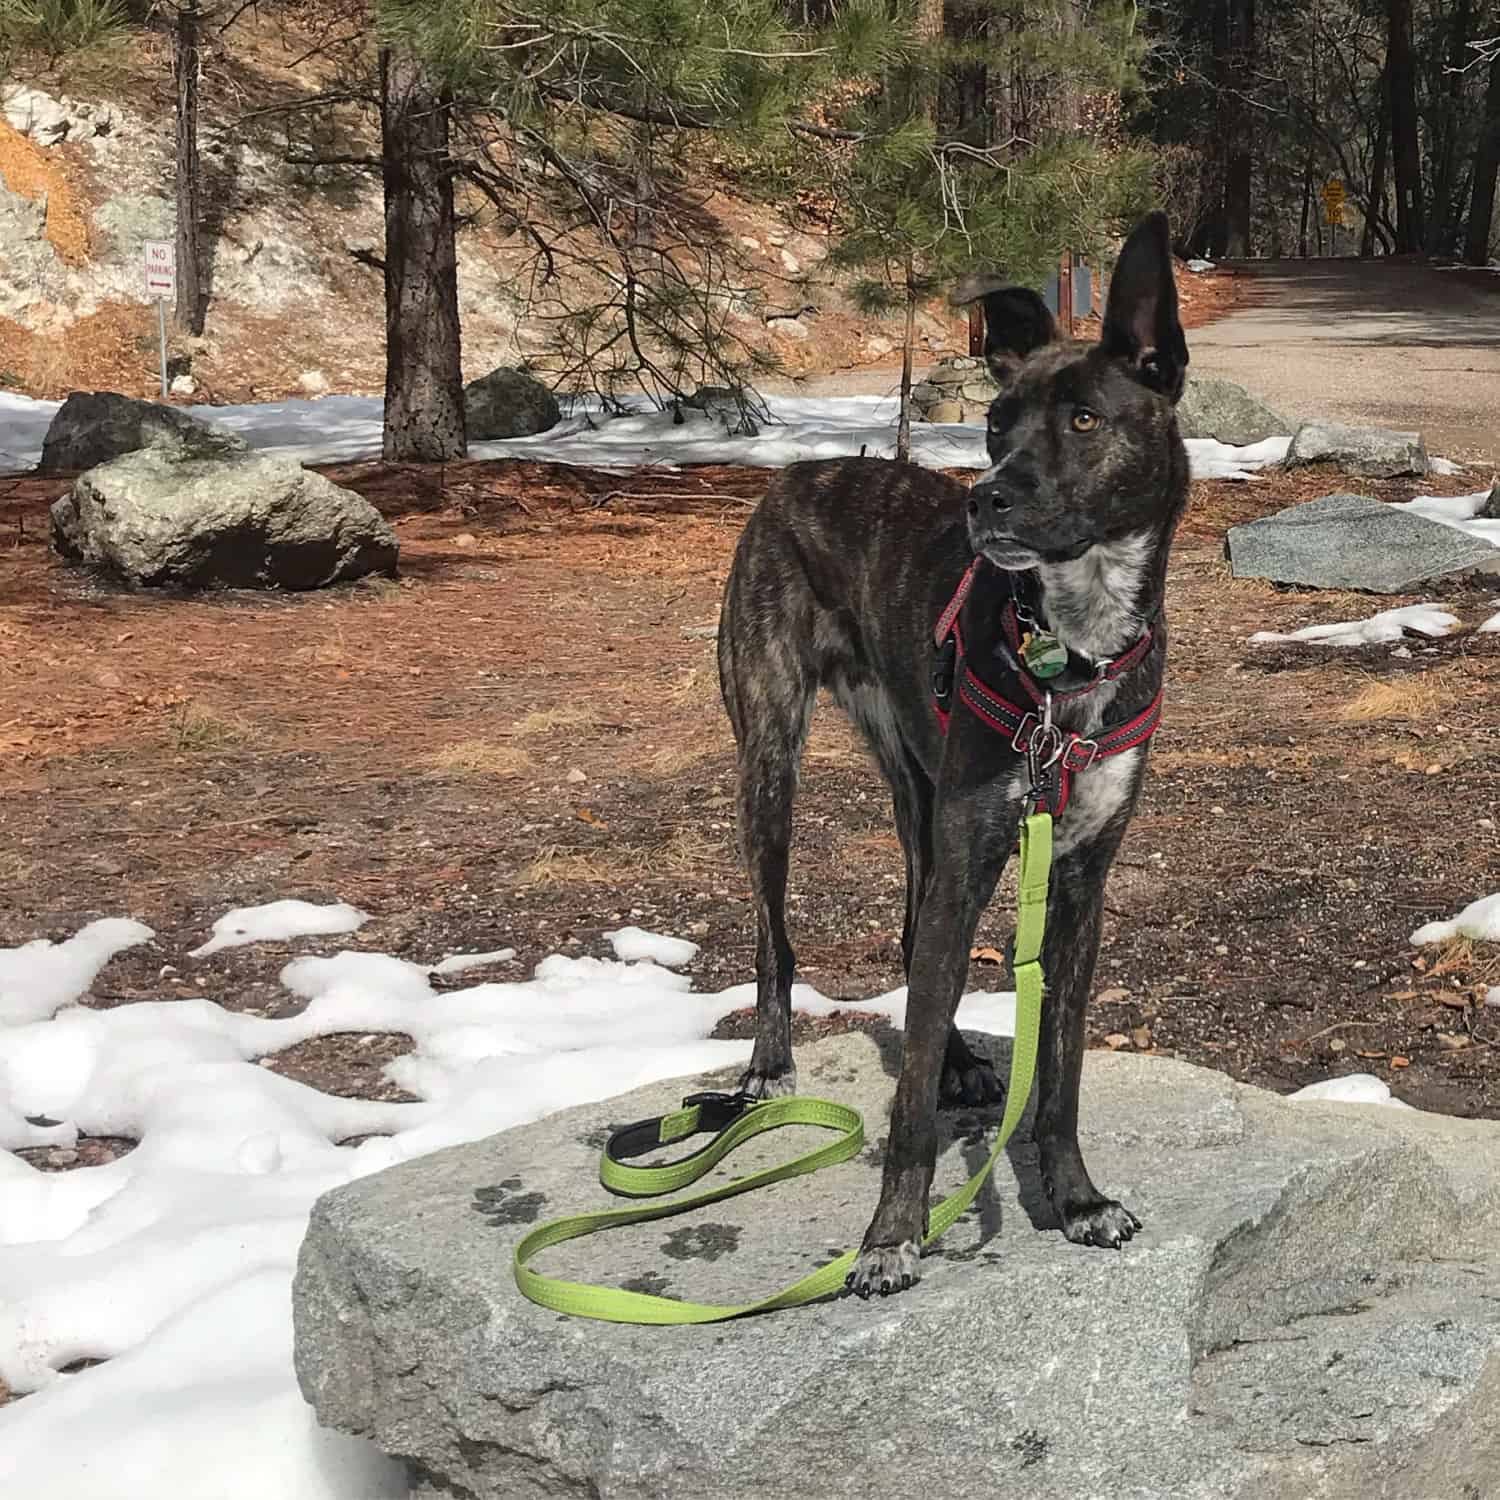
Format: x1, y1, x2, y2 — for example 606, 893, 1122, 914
1018, 692, 1064, 815
680, 1090, 757, 1133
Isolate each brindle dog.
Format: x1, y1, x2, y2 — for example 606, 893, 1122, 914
717, 212, 1190, 1297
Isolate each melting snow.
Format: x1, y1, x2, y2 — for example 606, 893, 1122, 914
1411, 892, 1500, 946
0, 912, 1014, 1496
188, 900, 369, 959
1248, 604, 1459, 648
1287, 1074, 1413, 1109
0, 389, 1290, 482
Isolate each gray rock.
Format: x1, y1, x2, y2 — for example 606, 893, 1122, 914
94, 194, 174, 260
463, 367, 560, 440
1284, 421, 1428, 478
51, 448, 397, 589
1226, 492, 1500, 591
0, 179, 66, 321
911, 357, 1000, 425
38, 391, 247, 474
1481, 478, 1500, 520
1176, 376, 1291, 446
293, 1035, 1500, 1499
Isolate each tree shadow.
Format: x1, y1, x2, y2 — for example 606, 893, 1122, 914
196, 133, 242, 333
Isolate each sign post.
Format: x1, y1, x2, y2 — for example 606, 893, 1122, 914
143, 240, 176, 399
1320, 180, 1346, 257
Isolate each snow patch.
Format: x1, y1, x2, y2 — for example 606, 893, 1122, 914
0, 389, 1289, 482
1248, 604, 1459, 648
429, 948, 516, 975
0, 910, 1016, 1494
1411, 892, 1500, 946
188, 901, 368, 958
1392, 489, 1500, 550
605, 926, 700, 967
0, 918, 154, 1027
1288, 1074, 1413, 1109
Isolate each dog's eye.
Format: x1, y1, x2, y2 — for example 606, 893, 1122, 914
1071, 408, 1101, 433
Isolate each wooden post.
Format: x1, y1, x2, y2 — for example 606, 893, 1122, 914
967, 303, 984, 356
1058, 249, 1074, 335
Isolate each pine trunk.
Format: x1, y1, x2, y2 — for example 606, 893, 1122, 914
1387, 0, 1424, 253
1223, 0, 1254, 257
1465, 50, 1500, 265
896, 269, 917, 464
173, 0, 203, 336
1362, 65, 1390, 258
380, 47, 465, 463
1299, 156, 1313, 258
1426, 0, 1472, 255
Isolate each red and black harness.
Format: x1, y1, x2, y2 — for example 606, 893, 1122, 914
931, 559, 1164, 816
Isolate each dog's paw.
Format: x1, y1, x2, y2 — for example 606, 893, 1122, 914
939, 1054, 1004, 1109
738, 1064, 797, 1100
844, 1241, 921, 1299
1061, 1199, 1141, 1250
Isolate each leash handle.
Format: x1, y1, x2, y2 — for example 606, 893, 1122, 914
512, 812, 1054, 1325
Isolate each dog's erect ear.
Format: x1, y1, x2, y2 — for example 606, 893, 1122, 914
1101, 212, 1189, 403
951, 276, 1059, 384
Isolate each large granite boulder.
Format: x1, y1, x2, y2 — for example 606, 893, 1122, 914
1176, 376, 1291, 446
293, 1033, 1500, 1500
1226, 492, 1500, 591
463, 367, 560, 440
51, 449, 398, 590
37, 390, 247, 474
1283, 422, 1428, 479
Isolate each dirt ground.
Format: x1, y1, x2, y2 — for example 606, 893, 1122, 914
2, 451, 1498, 1144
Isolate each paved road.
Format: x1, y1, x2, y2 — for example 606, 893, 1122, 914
1190, 258, 1500, 466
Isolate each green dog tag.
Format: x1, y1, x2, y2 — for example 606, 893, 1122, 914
1020, 629, 1068, 680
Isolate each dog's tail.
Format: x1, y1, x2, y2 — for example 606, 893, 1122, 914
950, 277, 1059, 384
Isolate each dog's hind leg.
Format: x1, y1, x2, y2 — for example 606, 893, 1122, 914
720, 633, 815, 1100
1035, 840, 1142, 1250
888, 754, 1002, 1109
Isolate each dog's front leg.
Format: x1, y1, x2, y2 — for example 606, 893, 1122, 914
847, 791, 1016, 1298
1035, 840, 1142, 1249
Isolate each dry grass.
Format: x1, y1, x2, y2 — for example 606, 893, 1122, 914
1336, 671, 1457, 723
170, 704, 258, 754
647, 737, 728, 777
1151, 745, 1263, 771
510, 706, 593, 738
520, 826, 731, 887
1419, 937, 1500, 991
427, 739, 532, 777
668, 656, 722, 708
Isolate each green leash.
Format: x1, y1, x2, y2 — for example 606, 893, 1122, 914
512, 811, 1053, 1324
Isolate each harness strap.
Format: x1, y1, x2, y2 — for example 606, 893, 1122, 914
512, 813, 1055, 1325
933, 559, 982, 648
930, 563, 1162, 813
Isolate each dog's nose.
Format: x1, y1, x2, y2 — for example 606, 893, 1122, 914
968, 483, 1013, 519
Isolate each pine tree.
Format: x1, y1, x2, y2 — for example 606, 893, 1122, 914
819, 0, 1153, 457
374, 0, 907, 422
